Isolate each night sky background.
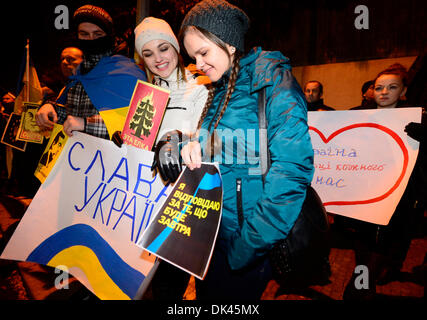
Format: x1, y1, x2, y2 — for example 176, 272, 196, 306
1, 0, 426, 98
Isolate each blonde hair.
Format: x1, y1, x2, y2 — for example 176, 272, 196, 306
141, 46, 187, 84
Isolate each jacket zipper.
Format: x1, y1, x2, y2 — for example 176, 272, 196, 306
236, 178, 244, 229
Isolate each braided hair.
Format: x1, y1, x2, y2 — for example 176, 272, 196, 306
212, 53, 241, 130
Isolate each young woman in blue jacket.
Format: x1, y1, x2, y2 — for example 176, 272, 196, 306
161, 0, 315, 300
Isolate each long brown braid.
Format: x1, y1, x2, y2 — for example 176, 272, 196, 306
213, 53, 242, 130
199, 53, 242, 158
196, 86, 216, 131
196, 52, 242, 132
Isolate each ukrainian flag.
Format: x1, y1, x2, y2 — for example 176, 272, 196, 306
61, 55, 147, 139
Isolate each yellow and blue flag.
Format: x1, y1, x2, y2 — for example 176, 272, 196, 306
58, 55, 147, 138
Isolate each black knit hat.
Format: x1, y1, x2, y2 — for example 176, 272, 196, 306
181, 0, 250, 52
73, 5, 114, 35
361, 80, 374, 94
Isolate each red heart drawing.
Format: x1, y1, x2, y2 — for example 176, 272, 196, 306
309, 123, 408, 207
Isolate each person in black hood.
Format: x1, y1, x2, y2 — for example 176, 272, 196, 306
36, 5, 146, 139
73, 4, 115, 57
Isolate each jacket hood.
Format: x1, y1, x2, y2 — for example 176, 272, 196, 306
215, 47, 292, 93
242, 47, 292, 94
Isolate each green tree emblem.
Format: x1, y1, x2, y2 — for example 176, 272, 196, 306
129, 92, 156, 138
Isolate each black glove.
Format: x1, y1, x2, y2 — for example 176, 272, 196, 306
405, 122, 426, 143
152, 130, 184, 183
111, 131, 123, 147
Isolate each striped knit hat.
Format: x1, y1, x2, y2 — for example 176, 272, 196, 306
73, 5, 114, 35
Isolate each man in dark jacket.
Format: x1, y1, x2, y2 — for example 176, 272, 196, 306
303, 80, 335, 111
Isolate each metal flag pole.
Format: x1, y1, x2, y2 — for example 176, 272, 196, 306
26, 38, 30, 101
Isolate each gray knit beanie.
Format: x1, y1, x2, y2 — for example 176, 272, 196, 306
181, 0, 250, 52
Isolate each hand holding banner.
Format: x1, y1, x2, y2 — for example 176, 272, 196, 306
138, 163, 223, 280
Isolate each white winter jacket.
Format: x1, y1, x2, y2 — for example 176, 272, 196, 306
154, 66, 209, 142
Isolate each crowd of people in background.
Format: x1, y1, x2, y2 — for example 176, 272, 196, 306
0, 0, 425, 301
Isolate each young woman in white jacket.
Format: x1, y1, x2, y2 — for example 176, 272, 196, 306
135, 17, 209, 141
134, 16, 209, 300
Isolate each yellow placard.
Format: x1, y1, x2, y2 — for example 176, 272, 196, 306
34, 124, 68, 183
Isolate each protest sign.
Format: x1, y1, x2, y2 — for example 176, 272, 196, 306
122, 81, 170, 150
138, 163, 223, 280
34, 124, 68, 184
308, 108, 421, 225
1, 112, 27, 151
1, 132, 171, 299
16, 102, 43, 144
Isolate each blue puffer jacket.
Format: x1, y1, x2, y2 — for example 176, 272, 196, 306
199, 47, 314, 270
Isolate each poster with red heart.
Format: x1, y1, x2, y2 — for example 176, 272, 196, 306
308, 107, 421, 225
